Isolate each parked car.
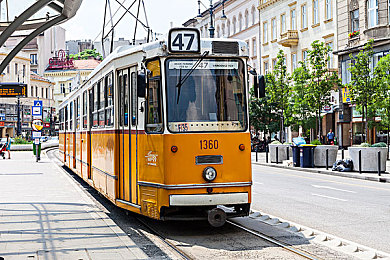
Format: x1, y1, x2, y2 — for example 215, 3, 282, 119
49, 136, 59, 141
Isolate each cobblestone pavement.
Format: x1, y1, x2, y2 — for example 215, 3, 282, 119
0, 151, 147, 260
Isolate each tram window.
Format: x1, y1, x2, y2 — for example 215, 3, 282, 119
76, 97, 80, 130
146, 59, 163, 133
92, 84, 98, 127
131, 72, 137, 126
118, 73, 124, 126
98, 80, 105, 126
124, 73, 129, 126
69, 101, 74, 131
65, 106, 68, 130
83, 91, 87, 129
59, 108, 63, 131
105, 72, 114, 126
89, 88, 94, 128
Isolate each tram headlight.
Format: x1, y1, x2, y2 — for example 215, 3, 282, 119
203, 167, 217, 182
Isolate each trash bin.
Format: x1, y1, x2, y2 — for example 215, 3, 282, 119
291, 146, 300, 167
300, 145, 315, 168
33, 143, 41, 156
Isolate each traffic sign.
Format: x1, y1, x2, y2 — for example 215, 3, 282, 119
34, 100, 43, 107
32, 106, 42, 116
32, 131, 41, 138
32, 119, 44, 131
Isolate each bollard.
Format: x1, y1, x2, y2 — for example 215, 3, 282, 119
266, 146, 269, 163
378, 151, 381, 176
287, 146, 290, 160
342, 148, 344, 160
326, 149, 329, 170
276, 146, 279, 164
311, 147, 314, 168
256, 148, 258, 162
359, 150, 362, 174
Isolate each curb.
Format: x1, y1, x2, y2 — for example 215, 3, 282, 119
10, 143, 59, 151
247, 210, 390, 260
253, 161, 390, 183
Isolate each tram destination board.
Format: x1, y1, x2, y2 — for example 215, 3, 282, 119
0, 83, 27, 97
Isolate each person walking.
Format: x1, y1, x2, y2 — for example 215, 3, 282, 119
327, 129, 335, 145
5, 133, 11, 159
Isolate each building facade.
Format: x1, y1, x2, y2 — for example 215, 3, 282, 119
5, 26, 66, 75
0, 49, 55, 137
183, 0, 260, 79
336, 0, 390, 146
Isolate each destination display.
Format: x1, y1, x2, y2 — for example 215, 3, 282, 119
168, 60, 239, 70
0, 83, 27, 97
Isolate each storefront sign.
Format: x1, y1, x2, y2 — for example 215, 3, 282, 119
0, 122, 4, 127
0, 83, 27, 97
44, 123, 50, 128
342, 87, 351, 103
47, 49, 75, 70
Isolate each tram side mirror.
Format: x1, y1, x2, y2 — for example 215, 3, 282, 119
253, 75, 265, 98
137, 72, 146, 98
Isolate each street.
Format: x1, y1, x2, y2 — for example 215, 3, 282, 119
251, 164, 390, 253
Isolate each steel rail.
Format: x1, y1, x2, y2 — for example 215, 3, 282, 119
135, 216, 193, 260
227, 220, 321, 260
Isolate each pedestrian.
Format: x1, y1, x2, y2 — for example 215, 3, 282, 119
5, 133, 11, 159
327, 129, 335, 145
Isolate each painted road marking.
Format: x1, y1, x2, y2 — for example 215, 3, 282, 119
312, 193, 348, 202
254, 182, 263, 185
252, 165, 390, 192
312, 184, 356, 193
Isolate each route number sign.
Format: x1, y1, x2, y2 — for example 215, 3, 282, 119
168, 28, 200, 53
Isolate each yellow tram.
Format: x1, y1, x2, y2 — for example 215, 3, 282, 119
59, 28, 254, 227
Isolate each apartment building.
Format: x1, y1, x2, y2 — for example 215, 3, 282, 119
336, 0, 390, 146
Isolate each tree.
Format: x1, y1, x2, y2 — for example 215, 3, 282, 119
249, 94, 280, 137
69, 49, 102, 60
265, 50, 291, 142
306, 40, 339, 143
374, 53, 390, 149
290, 62, 316, 135
348, 40, 378, 143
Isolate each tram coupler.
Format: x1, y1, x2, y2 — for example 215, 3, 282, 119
207, 208, 227, 227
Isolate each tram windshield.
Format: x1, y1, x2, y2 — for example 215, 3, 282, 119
166, 58, 247, 132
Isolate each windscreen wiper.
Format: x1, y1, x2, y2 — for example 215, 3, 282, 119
176, 51, 209, 104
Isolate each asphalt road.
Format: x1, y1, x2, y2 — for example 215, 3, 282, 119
251, 164, 390, 253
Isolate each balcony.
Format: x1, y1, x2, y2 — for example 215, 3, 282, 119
278, 30, 299, 47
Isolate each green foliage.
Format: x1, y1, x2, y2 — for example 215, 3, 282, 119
371, 142, 387, 147
69, 49, 102, 60
306, 40, 340, 140
13, 136, 32, 144
359, 142, 371, 147
249, 91, 280, 135
348, 40, 377, 143
310, 139, 322, 145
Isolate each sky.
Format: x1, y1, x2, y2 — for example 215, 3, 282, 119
60, 0, 199, 41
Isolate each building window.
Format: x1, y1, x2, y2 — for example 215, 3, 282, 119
239, 13, 243, 31
367, 0, 378, 28
233, 17, 237, 34
341, 60, 352, 84
60, 83, 65, 94
30, 86, 34, 97
271, 18, 277, 40
245, 10, 249, 28
68, 83, 72, 92
291, 9, 297, 30
326, 0, 332, 20
41, 88, 44, 98
302, 49, 308, 65
291, 53, 297, 71
327, 42, 334, 68
227, 20, 231, 36
216, 25, 220, 37
281, 13, 286, 33
301, 4, 308, 29
263, 22, 268, 43
30, 54, 37, 65
272, 58, 277, 69
222, 23, 225, 36
264, 61, 269, 74
15, 63, 18, 75
6, 65, 9, 74
46, 88, 49, 99
252, 6, 256, 25
252, 38, 257, 56
351, 9, 359, 32
313, 0, 319, 24
35, 86, 38, 97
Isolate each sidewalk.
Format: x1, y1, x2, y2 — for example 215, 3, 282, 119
252, 150, 390, 183
0, 151, 147, 259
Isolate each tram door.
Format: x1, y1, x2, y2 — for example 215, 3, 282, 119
118, 66, 138, 205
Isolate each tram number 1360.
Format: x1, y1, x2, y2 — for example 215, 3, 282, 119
200, 140, 219, 150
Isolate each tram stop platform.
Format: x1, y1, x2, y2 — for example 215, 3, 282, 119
0, 151, 147, 259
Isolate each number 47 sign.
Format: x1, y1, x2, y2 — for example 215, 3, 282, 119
168, 28, 200, 53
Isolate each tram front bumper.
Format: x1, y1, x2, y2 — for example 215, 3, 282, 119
169, 192, 248, 206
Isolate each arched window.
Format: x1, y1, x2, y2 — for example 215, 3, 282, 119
222, 23, 226, 37
349, 0, 359, 32
367, 0, 378, 28
232, 16, 237, 34
227, 20, 231, 36
239, 13, 243, 31
251, 6, 256, 25
245, 10, 249, 28
216, 25, 220, 37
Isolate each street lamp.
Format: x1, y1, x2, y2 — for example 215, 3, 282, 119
196, 0, 227, 38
